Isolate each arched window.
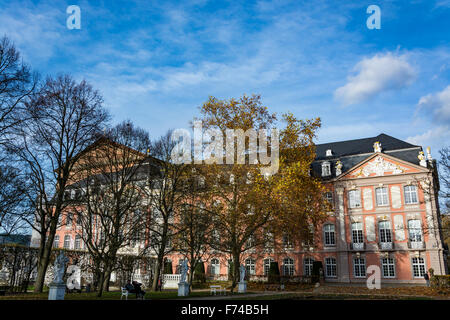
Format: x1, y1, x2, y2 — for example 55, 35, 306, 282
263, 258, 274, 276
304, 257, 314, 276
323, 224, 335, 246
210, 258, 220, 275
75, 235, 82, 249
282, 257, 294, 276
53, 235, 59, 248
245, 258, 256, 276
63, 235, 71, 249
321, 161, 331, 176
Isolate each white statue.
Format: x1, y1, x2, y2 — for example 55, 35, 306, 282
335, 160, 343, 176
53, 252, 69, 284
418, 151, 426, 167
180, 260, 189, 283
239, 264, 246, 282
373, 141, 382, 153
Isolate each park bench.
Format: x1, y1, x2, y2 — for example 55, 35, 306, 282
121, 287, 145, 300
210, 285, 226, 295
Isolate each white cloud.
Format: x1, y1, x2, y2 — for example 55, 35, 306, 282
334, 52, 416, 106
406, 125, 450, 157
418, 85, 450, 123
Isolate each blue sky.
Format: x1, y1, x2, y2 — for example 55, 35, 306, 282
1, 0, 449, 157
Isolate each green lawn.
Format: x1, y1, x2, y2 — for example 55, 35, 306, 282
0, 290, 215, 300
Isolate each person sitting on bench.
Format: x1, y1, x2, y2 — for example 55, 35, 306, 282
125, 281, 135, 293
132, 281, 145, 299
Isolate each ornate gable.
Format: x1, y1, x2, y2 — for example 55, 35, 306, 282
344, 154, 422, 179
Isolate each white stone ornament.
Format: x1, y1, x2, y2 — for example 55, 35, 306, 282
418, 151, 427, 167
335, 160, 343, 176
360, 156, 405, 177
373, 141, 382, 153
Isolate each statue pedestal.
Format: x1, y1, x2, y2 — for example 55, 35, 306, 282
178, 282, 189, 296
238, 281, 247, 293
48, 282, 66, 300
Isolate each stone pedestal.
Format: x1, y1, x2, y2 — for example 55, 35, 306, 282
238, 281, 247, 293
48, 282, 66, 300
178, 282, 189, 297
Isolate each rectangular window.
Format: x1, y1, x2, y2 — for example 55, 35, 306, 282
352, 222, 364, 243
379, 220, 392, 243
382, 258, 395, 278
404, 185, 418, 204
63, 235, 71, 249
283, 258, 295, 276
412, 257, 426, 277
324, 192, 333, 203
53, 236, 59, 248
304, 258, 314, 276
324, 224, 335, 246
264, 259, 274, 276
325, 257, 337, 277
353, 258, 366, 278
408, 219, 422, 242
375, 187, 389, 206
245, 259, 256, 275
348, 190, 361, 208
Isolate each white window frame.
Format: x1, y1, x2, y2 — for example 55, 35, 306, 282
63, 235, 71, 249
263, 258, 274, 276
245, 258, 256, 275
348, 190, 361, 208
381, 257, 396, 278
282, 257, 295, 276
379, 220, 392, 243
353, 258, 366, 278
408, 219, 423, 243
351, 222, 364, 244
210, 258, 220, 275
324, 192, 333, 204
375, 187, 389, 206
75, 235, 82, 249
322, 162, 331, 177
53, 235, 59, 248
304, 258, 314, 276
325, 257, 337, 278
323, 224, 336, 246
411, 257, 426, 278
404, 185, 418, 204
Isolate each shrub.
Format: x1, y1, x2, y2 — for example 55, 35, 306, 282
430, 275, 450, 289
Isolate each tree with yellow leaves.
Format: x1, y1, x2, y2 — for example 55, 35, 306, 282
194, 94, 330, 292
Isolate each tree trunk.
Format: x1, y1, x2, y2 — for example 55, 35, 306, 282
33, 232, 55, 293
231, 250, 240, 293
151, 253, 164, 291
103, 266, 112, 292
97, 271, 105, 297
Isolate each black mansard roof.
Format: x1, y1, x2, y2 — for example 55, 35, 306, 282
312, 133, 423, 179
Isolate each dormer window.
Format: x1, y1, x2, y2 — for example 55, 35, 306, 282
322, 161, 331, 176
326, 149, 333, 157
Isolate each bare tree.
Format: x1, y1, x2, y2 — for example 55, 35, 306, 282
0, 35, 37, 142
0, 36, 37, 236
439, 147, 450, 214
9, 74, 109, 293
145, 130, 191, 291
173, 174, 213, 290
71, 121, 152, 297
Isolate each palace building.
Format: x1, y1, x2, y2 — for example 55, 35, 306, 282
31, 133, 449, 285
